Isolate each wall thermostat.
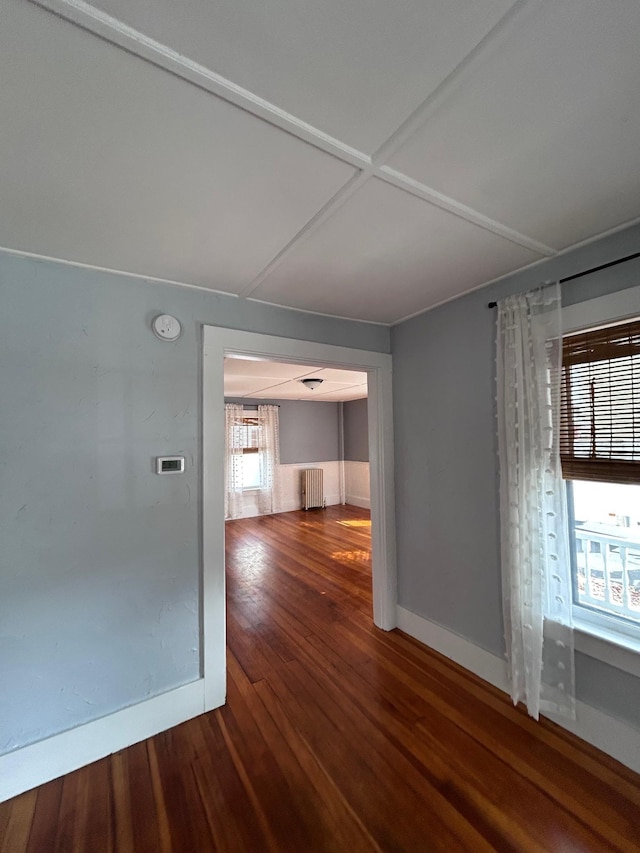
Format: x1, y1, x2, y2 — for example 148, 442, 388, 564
152, 314, 182, 341
156, 456, 185, 474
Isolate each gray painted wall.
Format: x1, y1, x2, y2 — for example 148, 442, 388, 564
392, 221, 640, 731
0, 251, 388, 754
343, 399, 369, 462
224, 398, 340, 463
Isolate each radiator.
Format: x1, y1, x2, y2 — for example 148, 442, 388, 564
302, 468, 324, 510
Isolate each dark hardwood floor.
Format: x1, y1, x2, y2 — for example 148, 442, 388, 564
2, 504, 640, 851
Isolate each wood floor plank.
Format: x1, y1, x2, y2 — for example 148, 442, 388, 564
53, 764, 91, 853
230, 617, 465, 850
2, 505, 639, 852
280, 650, 552, 852
345, 615, 640, 820
125, 741, 164, 853
83, 757, 114, 853
110, 752, 134, 852
231, 614, 495, 851
221, 661, 333, 851
150, 727, 217, 853
376, 620, 640, 799
145, 740, 177, 853
25, 777, 63, 853
0, 790, 36, 853
215, 693, 291, 852
330, 613, 640, 844
190, 714, 270, 852
253, 678, 383, 853
227, 652, 381, 852
278, 657, 496, 852
290, 628, 621, 851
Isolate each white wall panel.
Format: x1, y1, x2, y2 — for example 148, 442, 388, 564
232, 461, 342, 519
345, 461, 370, 509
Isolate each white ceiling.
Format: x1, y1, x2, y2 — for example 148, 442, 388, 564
2, 0, 640, 323
224, 358, 367, 402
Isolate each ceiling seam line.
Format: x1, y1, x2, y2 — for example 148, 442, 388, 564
28, 0, 372, 171
370, 0, 534, 166
376, 167, 556, 257
237, 168, 375, 298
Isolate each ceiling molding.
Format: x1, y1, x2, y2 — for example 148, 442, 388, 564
21, 0, 638, 326
390, 213, 640, 326
390, 258, 545, 325
29, 0, 372, 170
246, 294, 390, 327
376, 166, 556, 257
243, 164, 554, 305
29, 0, 555, 302
0, 244, 244, 297
545, 214, 640, 260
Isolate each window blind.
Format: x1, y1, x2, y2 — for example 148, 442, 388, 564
231, 417, 262, 454
560, 318, 640, 484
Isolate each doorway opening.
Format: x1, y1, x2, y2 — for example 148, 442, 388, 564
202, 326, 395, 712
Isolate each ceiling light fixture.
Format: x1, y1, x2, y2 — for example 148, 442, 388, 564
300, 378, 324, 390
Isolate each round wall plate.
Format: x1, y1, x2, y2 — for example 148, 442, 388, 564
152, 314, 181, 341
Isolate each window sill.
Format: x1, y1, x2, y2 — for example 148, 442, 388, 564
573, 616, 640, 679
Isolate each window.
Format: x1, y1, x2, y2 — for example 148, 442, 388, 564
561, 315, 640, 640
231, 415, 262, 489
225, 403, 280, 519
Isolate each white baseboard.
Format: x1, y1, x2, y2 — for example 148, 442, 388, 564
396, 606, 640, 774
279, 498, 303, 513
396, 607, 510, 693
244, 494, 342, 515
0, 678, 216, 803
235, 505, 264, 519
345, 494, 371, 509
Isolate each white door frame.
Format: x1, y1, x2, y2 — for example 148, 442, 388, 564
202, 325, 397, 710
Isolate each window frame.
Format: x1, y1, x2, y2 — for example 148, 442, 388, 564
561, 284, 640, 677
234, 412, 265, 492
565, 480, 640, 640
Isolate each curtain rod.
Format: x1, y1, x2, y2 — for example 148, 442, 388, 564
487, 251, 640, 309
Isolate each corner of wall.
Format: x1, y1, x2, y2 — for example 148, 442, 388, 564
396, 606, 640, 775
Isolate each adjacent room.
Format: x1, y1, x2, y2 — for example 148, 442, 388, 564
2, 0, 640, 849
223, 357, 370, 519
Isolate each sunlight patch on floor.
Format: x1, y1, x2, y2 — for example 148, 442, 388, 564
337, 519, 371, 529
331, 550, 371, 563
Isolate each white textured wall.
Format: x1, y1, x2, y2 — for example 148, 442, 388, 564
345, 461, 370, 509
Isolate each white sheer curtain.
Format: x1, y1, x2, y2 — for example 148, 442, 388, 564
496, 283, 575, 720
257, 405, 280, 515
225, 403, 245, 520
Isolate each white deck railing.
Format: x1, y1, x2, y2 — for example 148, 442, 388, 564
574, 528, 640, 621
